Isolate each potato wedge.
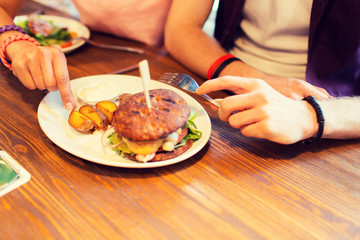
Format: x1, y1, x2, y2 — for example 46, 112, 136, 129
95, 101, 117, 124
68, 110, 95, 133
79, 105, 108, 130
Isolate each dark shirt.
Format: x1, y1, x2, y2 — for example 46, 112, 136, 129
215, 0, 360, 97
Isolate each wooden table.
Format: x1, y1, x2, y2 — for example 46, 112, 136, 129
1, 1, 360, 239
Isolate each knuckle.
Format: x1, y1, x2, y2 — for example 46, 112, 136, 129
56, 74, 69, 84
221, 97, 232, 108
53, 48, 66, 59
260, 121, 273, 137
252, 78, 265, 87
291, 79, 305, 90
46, 82, 58, 90
228, 117, 241, 129
254, 90, 269, 104
11, 61, 26, 71
240, 127, 250, 137
217, 76, 229, 85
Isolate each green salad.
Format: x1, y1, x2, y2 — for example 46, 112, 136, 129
16, 18, 75, 48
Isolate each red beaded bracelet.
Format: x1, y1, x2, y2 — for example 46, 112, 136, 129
207, 54, 241, 80
0, 33, 40, 71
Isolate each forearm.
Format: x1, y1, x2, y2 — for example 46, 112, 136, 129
219, 60, 267, 79
0, 1, 25, 42
165, 0, 227, 78
319, 97, 360, 139
165, 22, 266, 80
0, 0, 24, 20
165, 27, 225, 78
0, 8, 14, 24
165, 0, 271, 80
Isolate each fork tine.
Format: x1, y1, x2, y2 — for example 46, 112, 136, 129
159, 76, 174, 84
159, 73, 178, 83
159, 73, 221, 107
159, 75, 172, 80
163, 72, 179, 76
160, 73, 176, 78
160, 73, 185, 85
159, 73, 174, 79
159, 77, 172, 83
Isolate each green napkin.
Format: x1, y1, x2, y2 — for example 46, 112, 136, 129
0, 156, 19, 189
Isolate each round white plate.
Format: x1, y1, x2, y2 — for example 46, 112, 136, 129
37, 75, 212, 168
14, 15, 90, 54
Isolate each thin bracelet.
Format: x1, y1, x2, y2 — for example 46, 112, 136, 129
302, 95, 325, 144
211, 57, 242, 79
207, 54, 236, 79
0, 24, 26, 34
0, 33, 40, 71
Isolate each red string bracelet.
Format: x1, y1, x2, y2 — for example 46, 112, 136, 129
207, 54, 235, 80
0, 33, 40, 71
207, 54, 242, 80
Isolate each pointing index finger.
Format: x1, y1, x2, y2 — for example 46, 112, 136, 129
53, 52, 76, 110
196, 76, 261, 95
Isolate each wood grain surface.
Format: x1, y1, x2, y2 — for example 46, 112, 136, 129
0, 1, 360, 239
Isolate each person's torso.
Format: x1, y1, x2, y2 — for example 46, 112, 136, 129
230, 0, 312, 80
72, 0, 172, 47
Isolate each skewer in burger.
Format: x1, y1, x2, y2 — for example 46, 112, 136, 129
104, 88, 201, 162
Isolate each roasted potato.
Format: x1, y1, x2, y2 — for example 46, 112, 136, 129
95, 101, 117, 124
68, 110, 95, 133
79, 105, 108, 130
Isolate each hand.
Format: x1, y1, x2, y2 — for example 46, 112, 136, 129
7, 41, 76, 110
218, 61, 331, 100
263, 75, 331, 100
196, 76, 318, 144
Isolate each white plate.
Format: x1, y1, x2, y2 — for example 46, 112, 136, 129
37, 75, 212, 168
14, 15, 90, 54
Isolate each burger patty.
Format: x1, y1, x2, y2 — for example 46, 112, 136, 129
113, 89, 190, 141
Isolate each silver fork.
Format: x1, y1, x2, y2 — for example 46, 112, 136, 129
72, 37, 144, 54
159, 73, 220, 107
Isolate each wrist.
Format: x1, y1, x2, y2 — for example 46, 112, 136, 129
0, 30, 22, 41
207, 54, 242, 79
301, 100, 318, 139
0, 24, 27, 42
0, 33, 40, 70
302, 96, 325, 144
6, 40, 39, 60
315, 99, 335, 139
218, 60, 267, 79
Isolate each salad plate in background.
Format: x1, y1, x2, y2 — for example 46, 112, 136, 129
14, 15, 90, 54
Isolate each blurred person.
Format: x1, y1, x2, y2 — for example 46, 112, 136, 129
165, 0, 360, 144
0, 0, 172, 110
0, 0, 76, 110
72, 0, 172, 47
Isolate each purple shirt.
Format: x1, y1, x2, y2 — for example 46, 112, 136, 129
215, 0, 360, 97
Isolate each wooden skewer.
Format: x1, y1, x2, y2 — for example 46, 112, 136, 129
138, 59, 152, 111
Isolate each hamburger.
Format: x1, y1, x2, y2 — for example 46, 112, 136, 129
105, 89, 201, 162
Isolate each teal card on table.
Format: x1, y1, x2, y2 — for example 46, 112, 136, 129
0, 151, 31, 197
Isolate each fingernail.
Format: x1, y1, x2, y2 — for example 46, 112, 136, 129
65, 103, 73, 110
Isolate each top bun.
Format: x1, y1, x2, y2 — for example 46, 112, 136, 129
113, 89, 190, 141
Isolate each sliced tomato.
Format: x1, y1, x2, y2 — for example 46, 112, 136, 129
60, 41, 72, 48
